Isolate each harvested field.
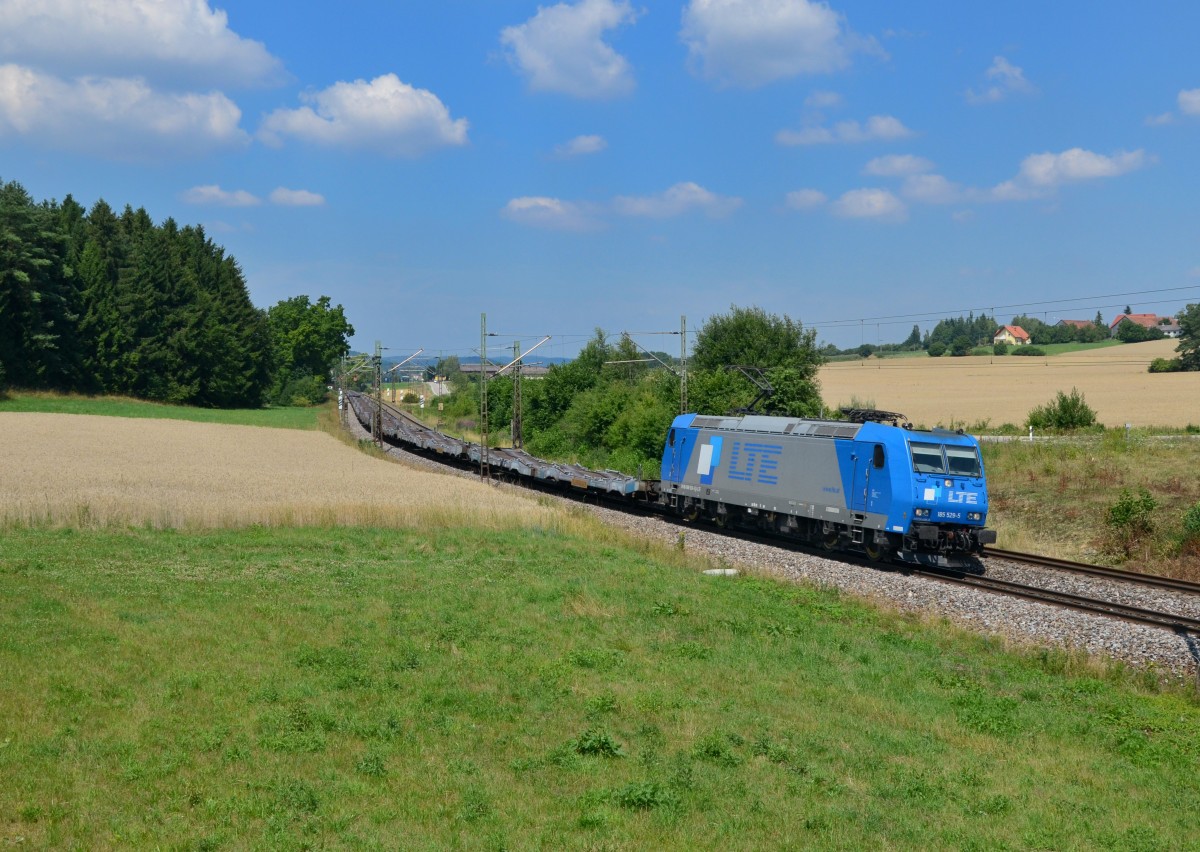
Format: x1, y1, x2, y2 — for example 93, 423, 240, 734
0, 412, 555, 530
821, 339, 1200, 429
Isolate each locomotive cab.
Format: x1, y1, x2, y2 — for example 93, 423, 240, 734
896, 429, 996, 561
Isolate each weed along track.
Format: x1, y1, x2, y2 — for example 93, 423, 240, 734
346, 393, 1200, 679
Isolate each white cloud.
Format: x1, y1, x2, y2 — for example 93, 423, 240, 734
0, 0, 282, 88
863, 154, 933, 176
681, 0, 881, 88
805, 90, 842, 108
501, 0, 637, 99
258, 74, 468, 156
1145, 112, 1175, 127
503, 182, 740, 229
1180, 88, 1200, 116
776, 114, 913, 146
502, 196, 600, 231
182, 185, 260, 206
612, 182, 742, 218
269, 187, 325, 207
0, 64, 247, 158
785, 189, 827, 210
831, 188, 906, 221
555, 134, 608, 157
991, 148, 1147, 199
901, 173, 965, 204
966, 56, 1034, 105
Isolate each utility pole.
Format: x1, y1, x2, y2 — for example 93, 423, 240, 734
511, 340, 523, 450
680, 314, 688, 414
372, 340, 383, 448
479, 313, 490, 480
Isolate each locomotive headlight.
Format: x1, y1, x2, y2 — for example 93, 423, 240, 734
968, 512, 982, 521
915, 508, 930, 518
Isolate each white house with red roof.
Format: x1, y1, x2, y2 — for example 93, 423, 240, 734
993, 325, 1031, 346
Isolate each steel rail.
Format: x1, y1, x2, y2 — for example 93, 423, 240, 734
908, 567, 1200, 635
983, 547, 1200, 595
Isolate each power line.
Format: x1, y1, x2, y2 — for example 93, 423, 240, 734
809, 284, 1200, 328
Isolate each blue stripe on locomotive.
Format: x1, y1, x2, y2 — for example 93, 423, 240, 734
661, 414, 699, 482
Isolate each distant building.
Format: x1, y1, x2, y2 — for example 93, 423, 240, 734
1055, 319, 1094, 330
993, 325, 1031, 346
1108, 313, 1175, 337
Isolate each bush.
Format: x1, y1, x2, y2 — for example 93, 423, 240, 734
274, 373, 328, 406
1182, 502, 1200, 543
1149, 357, 1181, 373
1011, 346, 1046, 357
927, 341, 947, 357
1105, 488, 1157, 557
993, 342, 1009, 356
1025, 387, 1097, 431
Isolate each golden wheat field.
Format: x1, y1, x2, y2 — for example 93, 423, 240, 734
821, 339, 1200, 429
0, 412, 556, 530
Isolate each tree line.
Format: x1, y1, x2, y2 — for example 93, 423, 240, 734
0, 179, 352, 407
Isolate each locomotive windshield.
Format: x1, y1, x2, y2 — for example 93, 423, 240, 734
910, 442, 983, 477
910, 442, 946, 474
945, 444, 982, 477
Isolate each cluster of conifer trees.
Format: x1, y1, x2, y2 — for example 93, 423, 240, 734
0, 179, 350, 407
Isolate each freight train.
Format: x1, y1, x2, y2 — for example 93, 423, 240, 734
347, 392, 995, 567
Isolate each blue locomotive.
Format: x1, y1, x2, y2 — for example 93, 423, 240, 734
658, 410, 995, 566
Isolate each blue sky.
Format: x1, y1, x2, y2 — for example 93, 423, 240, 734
2, 1, 1199, 358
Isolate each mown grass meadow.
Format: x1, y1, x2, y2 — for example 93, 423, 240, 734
2, 525, 1199, 849
0, 392, 321, 430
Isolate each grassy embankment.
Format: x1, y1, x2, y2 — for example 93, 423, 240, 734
1, 394, 1200, 847
3, 524, 1200, 849
982, 432, 1200, 577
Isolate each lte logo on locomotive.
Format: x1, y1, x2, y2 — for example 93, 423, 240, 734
698, 438, 782, 486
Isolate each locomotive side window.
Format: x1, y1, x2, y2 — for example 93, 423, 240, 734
872, 444, 885, 469
669, 429, 676, 447
945, 444, 982, 477
910, 442, 946, 474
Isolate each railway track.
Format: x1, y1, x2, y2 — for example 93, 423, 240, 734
983, 546, 1200, 595
906, 564, 1200, 635
349, 392, 1200, 637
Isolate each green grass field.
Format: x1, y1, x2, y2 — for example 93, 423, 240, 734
2, 525, 1198, 849
0, 393, 321, 430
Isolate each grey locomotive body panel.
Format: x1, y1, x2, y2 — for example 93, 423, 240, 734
668, 427, 889, 530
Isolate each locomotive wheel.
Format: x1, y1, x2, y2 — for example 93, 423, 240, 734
820, 529, 839, 551
864, 540, 890, 562
712, 513, 728, 529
